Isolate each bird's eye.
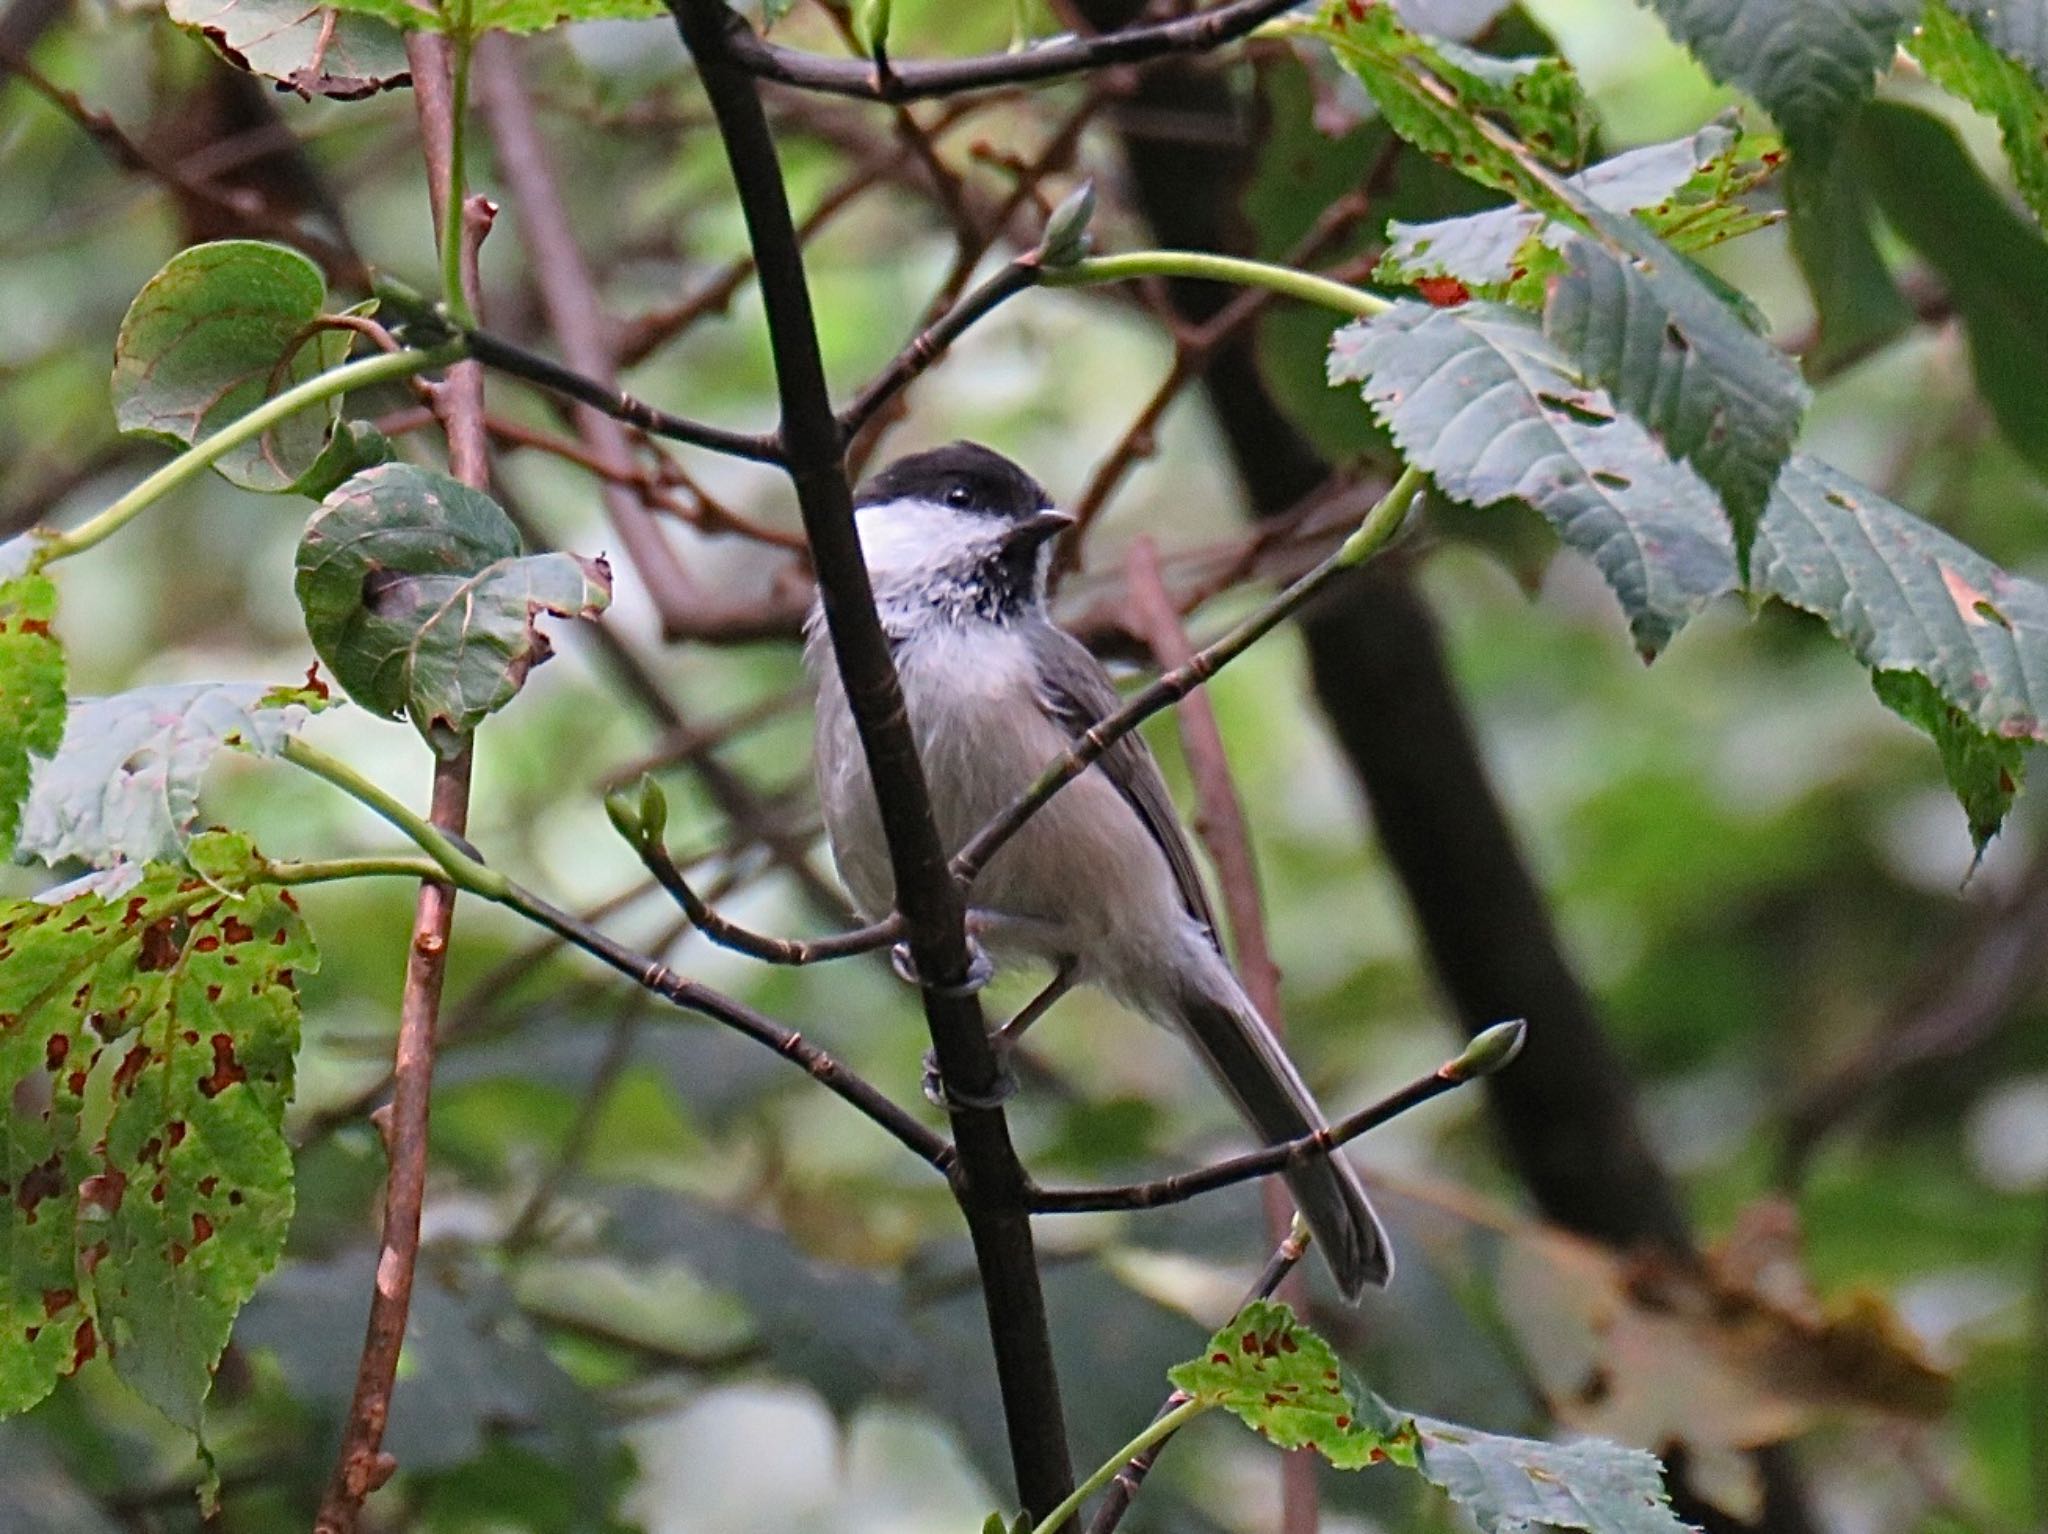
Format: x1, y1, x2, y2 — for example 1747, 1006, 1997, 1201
944, 484, 973, 509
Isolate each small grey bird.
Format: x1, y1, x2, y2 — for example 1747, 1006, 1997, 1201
806, 441, 1392, 1297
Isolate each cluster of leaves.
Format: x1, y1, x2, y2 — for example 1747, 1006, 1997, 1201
0, 233, 606, 1468
1304, 0, 2048, 852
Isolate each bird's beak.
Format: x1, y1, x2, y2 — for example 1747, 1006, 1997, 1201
1003, 509, 1075, 552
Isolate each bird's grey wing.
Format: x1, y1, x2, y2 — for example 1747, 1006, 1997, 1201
1026, 624, 1223, 950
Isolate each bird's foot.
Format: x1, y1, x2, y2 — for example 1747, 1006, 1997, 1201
921, 1047, 1019, 1112
889, 938, 995, 997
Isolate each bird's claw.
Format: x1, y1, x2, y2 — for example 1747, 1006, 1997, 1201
921, 1048, 1018, 1112
890, 938, 994, 997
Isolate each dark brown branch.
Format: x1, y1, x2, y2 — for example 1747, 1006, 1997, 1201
627, 817, 904, 963
505, 884, 955, 1174
668, 1, 1076, 1520
459, 324, 784, 462
1030, 1023, 1521, 1213
718, 0, 1306, 102
838, 257, 1041, 438
1086, 1219, 1314, 1534
316, 45, 483, 1533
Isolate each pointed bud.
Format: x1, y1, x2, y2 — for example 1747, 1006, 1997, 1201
1037, 180, 1097, 268
635, 773, 669, 846
603, 787, 641, 846
1443, 1019, 1527, 1082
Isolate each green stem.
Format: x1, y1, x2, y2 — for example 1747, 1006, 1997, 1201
441, 31, 477, 329
32, 345, 461, 570
262, 855, 451, 887
280, 736, 508, 900
1042, 251, 1393, 319
1027, 1396, 1210, 1534
1337, 462, 1427, 565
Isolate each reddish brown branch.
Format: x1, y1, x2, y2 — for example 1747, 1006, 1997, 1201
314, 36, 487, 1533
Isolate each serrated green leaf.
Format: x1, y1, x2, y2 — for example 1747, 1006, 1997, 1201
1408, 1415, 1698, 1534
0, 831, 312, 1436
1855, 101, 2048, 478
321, 0, 662, 34
15, 682, 326, 882
1303, 0, 1593, 212
1168, 1301, 1408, 1469
110, 242, 355, 496
1640, 0, 1917, 154
1941, 0, 2048, 85
1544, 207, 1810, 569
1377, 123, 1784, 304
165, 0, 410, 98
1752, 454, 2048, 843
1914, 3, 2048, 227
296, 464, 611, 750
1330, 300, 1738, 656
1872, 670, 2024, 853
0, 573, 65, 856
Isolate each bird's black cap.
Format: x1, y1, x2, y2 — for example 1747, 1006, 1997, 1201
856, 440, 1052, 521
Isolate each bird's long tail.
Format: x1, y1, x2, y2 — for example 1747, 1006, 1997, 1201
1170, 974, 1393, 1298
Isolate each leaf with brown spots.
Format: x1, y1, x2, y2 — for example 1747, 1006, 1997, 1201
0, 568, 66, 858
1167, 1301, 1408, 1470
0, 831, 314, 1443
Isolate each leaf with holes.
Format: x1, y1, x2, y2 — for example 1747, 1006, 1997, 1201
111, 242, 362, 496
1544, 208, 1810, 570
320, 0, 662, 33
1406, 1415, 1699, 1534
0, 831, 312, 1436
1872, 671, 2025, 855
296, 464, 610, 752
1752, 454, 2048, 844
0, 571, 66, 856
1641, 0, 1917, 154
15, 680, 329, 889
165, 0, 411, 99
1378, 124, 1784, 305
1913, 2, 2048, 227
1304, 0, 1593, 213
1168, 1301, 1411, 1469
1330, 300, 1737, 657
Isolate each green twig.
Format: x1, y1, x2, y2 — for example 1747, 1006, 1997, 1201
1042, 251, 1392, 320
440, 32, 478, 328
31, 346, 461, 570
262, 855, 451, 886
1027, 1396, 1210, 1534
279, 736, 509, 900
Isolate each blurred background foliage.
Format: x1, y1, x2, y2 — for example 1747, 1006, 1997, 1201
4, 1, 2048, 1531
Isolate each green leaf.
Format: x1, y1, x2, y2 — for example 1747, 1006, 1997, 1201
0, 832, 313, 1436
1640, 0, 1917, 154
15, 682, 328, 884
1407, 1415, 1698, 1534
1330, 300, 1738, 657
295, 464, 611, 750
165, 0, 410, 99
1855, 101, 2048, 478
1940, 0, 2048, 85
321, 0, 662, 35
1751, 454, 2048, 843
1913, 2, 2048, 227
0, 572, 65, 856
110, 242, 355, 496
1785, 150, 1913, 373
1376, 123, 1785, 305
1544, 208, 1811, 569
1872, 670, 2024, 855
1304, 0, 1594, 211
1168, 1301, 1409, 1469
